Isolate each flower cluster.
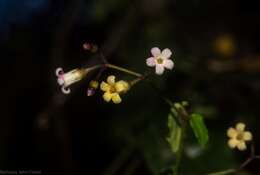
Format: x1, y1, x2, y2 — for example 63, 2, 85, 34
227, 122, 252, 151
55, 47, 174, 103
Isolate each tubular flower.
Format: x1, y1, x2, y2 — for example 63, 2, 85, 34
55, 67, 86, 94
146, 47, 174, 75
227, 122, 253, 151
100, 75, 129, 104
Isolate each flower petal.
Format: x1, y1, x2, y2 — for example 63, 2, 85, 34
151, 47, 161, 57
237, 141, 247, 151
112, 93, 122, 104
103, 92, 112, 102
146, 57, 156, 67
100, 82, 110, 92
162, 48, 172, 59
57, 78, 64, 85
155, 65, 165, 75
115, 81, 129, 93
163, 59, 174, 70
55, 67, 63, 76
227, 127, 237, 138
236, 123, 245, 132
61, 86, 71, 94
107, 75, 116, 85
228, 139, 238, 149
243, 131, 252, 141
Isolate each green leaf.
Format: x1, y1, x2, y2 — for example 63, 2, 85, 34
189, 113, 209, 147
166, 113, 182, 153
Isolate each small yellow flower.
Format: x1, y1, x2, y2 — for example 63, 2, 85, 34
227, 122, 252, 151
100, 75, 129, 104
89, 80, 99, 89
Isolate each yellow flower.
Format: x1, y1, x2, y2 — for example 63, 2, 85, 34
100, 75, 129, 104
227, 122, 252, 151
89, 80, 99, 89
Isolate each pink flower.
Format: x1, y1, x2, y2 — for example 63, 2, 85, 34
55, 67, 86, 94
146, 47, 174, 75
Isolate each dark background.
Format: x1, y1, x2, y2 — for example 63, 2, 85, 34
1, 0, 260, 174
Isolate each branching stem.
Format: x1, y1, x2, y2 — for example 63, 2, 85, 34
208, 144, 260, 175
84, 63, 143, 78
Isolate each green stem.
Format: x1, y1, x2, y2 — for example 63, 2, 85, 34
207, 169, 236, 175
173, 123, 186, 175
164, 97, 175, 107
84, 64, 103, 72
105, 63, 142, 77
84, 63, 143, 78
164, 99, 188, 175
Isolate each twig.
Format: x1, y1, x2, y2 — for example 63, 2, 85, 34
207, 143, 260, 175
105, 63, 142, 77
207, 169, 236, 175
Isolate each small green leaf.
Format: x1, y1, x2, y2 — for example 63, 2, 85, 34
189, 113, 209, 147
166, 113, 182, 153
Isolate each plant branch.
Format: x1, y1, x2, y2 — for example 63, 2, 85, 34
207, 143, 259, 175
207, 169, 236, 175
83, 63, 143, 78
173, 122, 186, 175
105, 63, 143, 77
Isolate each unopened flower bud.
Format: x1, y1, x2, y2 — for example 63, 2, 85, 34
83, 43, 91, 50
87, 80, 99, 96
89, 80, 99, 89
87, 88, 95, 96
83, 42, 98, 53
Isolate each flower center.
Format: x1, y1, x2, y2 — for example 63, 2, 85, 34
109, 86, 116, 93
156, 58, 164, 64
236, 133, 244, 141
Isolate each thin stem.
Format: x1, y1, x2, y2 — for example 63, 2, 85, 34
207, 169, 236, 175
164, 97, 174, 107
208, 143, 259, 175
99, 52, 108, 64
173, 123, 186, 175
163, 98, 189, 175
84, 64, 103, 73
250, 143, 255, 157
105, 63, 142, 77
255, 155, 260, 159
129, 73, 150, 86
238, 143, 256, 170
239, 157, 253, 170
83, 63, 143, 78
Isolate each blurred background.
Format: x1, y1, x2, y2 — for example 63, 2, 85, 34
1, 0, 260, 174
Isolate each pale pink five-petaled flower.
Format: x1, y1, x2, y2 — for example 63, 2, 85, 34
146, 47, 174, 75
